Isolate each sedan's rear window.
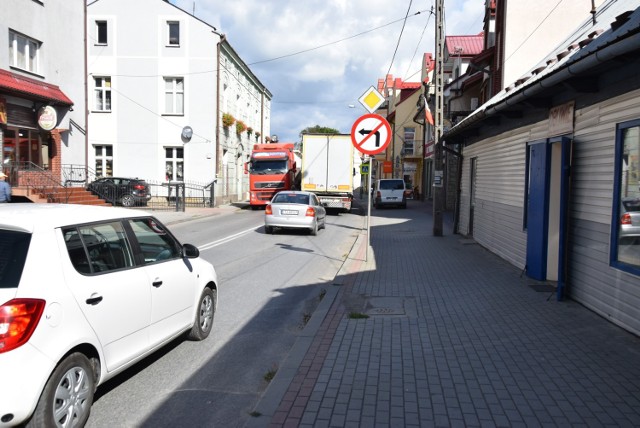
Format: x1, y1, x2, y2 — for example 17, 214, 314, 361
622, 198, 640, 212
273, 194, 310, 204
0, 230, 31, 288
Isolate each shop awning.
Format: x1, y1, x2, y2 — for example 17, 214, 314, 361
0, 68, 73, 106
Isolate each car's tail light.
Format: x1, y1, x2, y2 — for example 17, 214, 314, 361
0, 299, 45, 354
305, 207, 315, 217
133, 184, 146, 191
265, 204, 273, 215
621, 213, 632, 225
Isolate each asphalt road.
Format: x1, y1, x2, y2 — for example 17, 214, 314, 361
85, 205, 365, 427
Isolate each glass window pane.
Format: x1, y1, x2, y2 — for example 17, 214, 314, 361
97, 21, 107, 44
176, 93, 184, 114
169, 22, 179, 45
165, 93, 173, 113
129, 218, 181, 264
617, 124, 640, 267
17, 37, 26, 69
176, 78, 183, 91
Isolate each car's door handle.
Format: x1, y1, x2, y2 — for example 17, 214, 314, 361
152, 280, 163, 287
86, 294, 103, 305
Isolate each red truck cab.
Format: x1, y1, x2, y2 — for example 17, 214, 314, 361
246, 143, 298, 208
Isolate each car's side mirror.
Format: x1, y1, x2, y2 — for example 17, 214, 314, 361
182, 243, 200, 258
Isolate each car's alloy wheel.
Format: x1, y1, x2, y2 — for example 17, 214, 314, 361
27, 353, 95, 428
188, 288, 216, 341
120, 194, 135, 207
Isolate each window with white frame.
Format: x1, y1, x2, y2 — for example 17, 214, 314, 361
163, 77, 184, 115
96, 21, 108, 45
94, 145, 113, 177
165, 147, 184, 181
9, 30, 40, 74
403, 127, 416, 155
612, 119, 640, 273
93, 77, 112, 112
167, 21, 180, 46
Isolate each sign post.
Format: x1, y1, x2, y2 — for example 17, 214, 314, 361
351, 114, 391, 261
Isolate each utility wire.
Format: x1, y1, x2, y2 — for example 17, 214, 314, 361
403, 2, 433, 81
383, 0, 414, 94
248, 8, 429, 66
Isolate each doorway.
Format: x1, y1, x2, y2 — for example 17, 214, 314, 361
525, 137, 572, 297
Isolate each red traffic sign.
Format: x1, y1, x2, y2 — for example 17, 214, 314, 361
350, 113, 391, 155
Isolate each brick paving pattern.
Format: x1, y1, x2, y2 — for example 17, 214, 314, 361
246, 199, 640, 427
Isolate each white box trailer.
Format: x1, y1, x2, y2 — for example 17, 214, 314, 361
301, 133, 354, 212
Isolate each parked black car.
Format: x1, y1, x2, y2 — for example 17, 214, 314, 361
87, 177, 151, 207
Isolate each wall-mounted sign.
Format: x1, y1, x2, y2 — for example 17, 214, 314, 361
37, 105, 58, 131
548, 101, 575, 137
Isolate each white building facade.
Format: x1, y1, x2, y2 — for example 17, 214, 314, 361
87, 0, 219, 187
87, 0, 270, 204
217, 40, 271, 204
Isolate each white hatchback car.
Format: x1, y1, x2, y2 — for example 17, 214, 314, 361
0, 204, 219, 427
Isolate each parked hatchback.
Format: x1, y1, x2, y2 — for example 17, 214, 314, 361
374, 179, 407, 208
0, 204, 218, 427
265, 191, 327, 235
87, 177, 151, 207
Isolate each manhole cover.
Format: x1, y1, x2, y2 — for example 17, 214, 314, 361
365, 297, 406, 316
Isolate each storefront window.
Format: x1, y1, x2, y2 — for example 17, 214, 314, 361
613, 120, 640, 272
3, 128, 42, 169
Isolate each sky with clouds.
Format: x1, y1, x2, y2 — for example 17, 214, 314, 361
170, 0, 485, 143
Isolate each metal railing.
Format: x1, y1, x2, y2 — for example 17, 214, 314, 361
12, 162, 72, 203
11, 162, 229, 210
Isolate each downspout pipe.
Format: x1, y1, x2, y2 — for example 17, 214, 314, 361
216, 35, 226, 185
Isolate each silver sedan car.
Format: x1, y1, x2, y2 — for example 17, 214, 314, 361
265, 191, 327, 235
620, 197, 640, 244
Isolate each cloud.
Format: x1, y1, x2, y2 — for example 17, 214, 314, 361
171, 0, 484, 142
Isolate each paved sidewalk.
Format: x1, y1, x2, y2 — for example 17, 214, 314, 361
246, 196, 640, 427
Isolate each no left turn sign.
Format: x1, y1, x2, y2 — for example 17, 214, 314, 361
350, 113, 392, 155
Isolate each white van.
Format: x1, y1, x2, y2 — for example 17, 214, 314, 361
374, 179, 407, 208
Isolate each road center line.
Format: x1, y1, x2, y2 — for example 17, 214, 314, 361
198, 226, 259, 251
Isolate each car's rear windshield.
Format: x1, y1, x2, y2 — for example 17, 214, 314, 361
273, 194, 310, 204
379, 180, 404, 190
622, 198, 640, 212
0, 230, 31, 288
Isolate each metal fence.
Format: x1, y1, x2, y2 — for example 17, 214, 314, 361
10, 163, 230, 211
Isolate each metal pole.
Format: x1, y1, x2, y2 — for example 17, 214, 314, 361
433, 0, 445, 236
366, 157, 372, 262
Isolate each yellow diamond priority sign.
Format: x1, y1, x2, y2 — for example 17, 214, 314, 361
358, 86, 385, 114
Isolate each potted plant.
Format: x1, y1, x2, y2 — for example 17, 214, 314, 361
236, 120, 247, 135
222, 113, 235, 128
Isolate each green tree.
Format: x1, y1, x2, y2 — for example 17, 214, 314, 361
299, 125, 340, 138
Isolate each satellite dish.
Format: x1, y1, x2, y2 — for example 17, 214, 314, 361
181, 126, 193, 142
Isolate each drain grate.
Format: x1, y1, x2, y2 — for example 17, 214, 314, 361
365, 297, 406, 316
